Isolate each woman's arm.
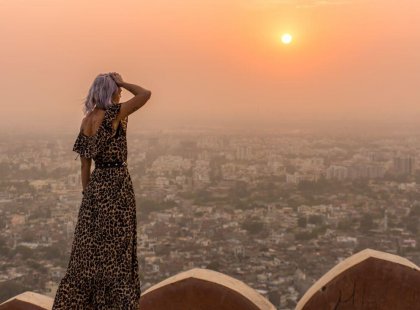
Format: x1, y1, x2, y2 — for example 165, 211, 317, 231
110, 73, 152, 121
80, 157, 92, 192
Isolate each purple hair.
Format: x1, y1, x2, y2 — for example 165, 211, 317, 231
83, 73, 118, 115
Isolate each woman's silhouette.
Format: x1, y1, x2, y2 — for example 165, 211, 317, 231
52, 72, 151, 309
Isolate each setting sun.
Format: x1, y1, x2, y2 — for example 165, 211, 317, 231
281, 33, 293, 44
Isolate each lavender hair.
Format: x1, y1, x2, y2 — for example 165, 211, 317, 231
83, 73, 118, 115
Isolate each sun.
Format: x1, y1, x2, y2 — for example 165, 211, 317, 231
281, 33, 293, 45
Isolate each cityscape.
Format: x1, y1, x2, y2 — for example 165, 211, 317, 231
2, 0, 420, 308
1, 125, 420, 309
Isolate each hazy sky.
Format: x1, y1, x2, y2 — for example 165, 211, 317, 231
1, 0, 420, 134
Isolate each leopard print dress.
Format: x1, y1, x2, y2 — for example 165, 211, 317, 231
52, 103, 142, 309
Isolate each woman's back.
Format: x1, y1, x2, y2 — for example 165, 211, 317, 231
73, 103, 128, 163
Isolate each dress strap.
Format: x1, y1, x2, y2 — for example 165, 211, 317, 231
102, 103, 121, 137
72, 103, 121, 160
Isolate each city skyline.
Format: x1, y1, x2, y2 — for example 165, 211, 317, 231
2, 129, 420, 308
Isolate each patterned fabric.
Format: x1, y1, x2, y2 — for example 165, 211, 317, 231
52, 103, 141, 309
72, 103, 123, 160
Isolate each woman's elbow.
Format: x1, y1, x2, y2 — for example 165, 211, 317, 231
145, 90, 152, 101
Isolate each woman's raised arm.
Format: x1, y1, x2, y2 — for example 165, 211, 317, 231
110, 72, 152, 121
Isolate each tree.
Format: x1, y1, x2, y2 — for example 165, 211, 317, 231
21, 228, 37, 243
13, 245, 34, 260
193, 189, 211, 204
0, 280, 31, 303
228, 181, 249, 200
241, 219, 264, 235
406, 216, 418, 234
298, 217, 307, 228
337, 218, 353, 231
27, 259, 48, 273
137, 197, 178, 216
206, 261, 221, 272
410, 202, 420, 217
308, 214, 324, 225
39, 244, 62, 260
359, 213, 374, 232
295, 231, 313, 241
0, 236, 10, 258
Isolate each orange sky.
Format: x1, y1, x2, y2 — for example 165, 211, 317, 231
1, 0, 420, 133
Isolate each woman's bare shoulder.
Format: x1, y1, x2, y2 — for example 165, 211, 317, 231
79, 116, 88, 132
80, 110, 107, 135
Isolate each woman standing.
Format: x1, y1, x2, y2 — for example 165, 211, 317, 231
52, 72, 151, 309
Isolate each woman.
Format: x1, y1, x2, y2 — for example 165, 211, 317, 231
52, 72, 151, 309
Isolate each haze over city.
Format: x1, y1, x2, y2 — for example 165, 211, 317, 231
1, 0, 420, 134
3, 1, 420, 308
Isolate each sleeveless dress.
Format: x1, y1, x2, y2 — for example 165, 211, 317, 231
52, 103, 142, 309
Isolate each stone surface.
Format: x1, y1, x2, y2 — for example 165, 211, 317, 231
0, 291, 53, 310
4, 250, 420, 310
139, 267, 276, 310
0, 268, 275, 310
296, 248, 420, 310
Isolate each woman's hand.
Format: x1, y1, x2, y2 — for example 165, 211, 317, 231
110, 72, 124, 87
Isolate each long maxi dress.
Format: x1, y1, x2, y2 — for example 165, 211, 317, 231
52, 103, 142, 309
